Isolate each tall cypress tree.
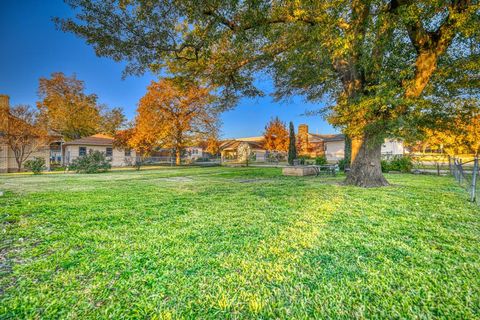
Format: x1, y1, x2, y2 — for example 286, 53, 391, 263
288, 122, 297, 165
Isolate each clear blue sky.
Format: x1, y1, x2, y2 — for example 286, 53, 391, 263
0, 0, 337, 138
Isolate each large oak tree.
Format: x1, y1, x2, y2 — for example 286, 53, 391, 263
57, 0, 479, 186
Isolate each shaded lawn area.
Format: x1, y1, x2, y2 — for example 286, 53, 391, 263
0, 167, 479, 319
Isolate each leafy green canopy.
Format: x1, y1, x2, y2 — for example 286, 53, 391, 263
57, 0, 479, 139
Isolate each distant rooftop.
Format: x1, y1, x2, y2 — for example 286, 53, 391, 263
64, 134, 114, 146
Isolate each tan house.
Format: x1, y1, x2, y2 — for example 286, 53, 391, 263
220, 137, 268, 162
63, 134, 136, 167
0, 94, 62, 173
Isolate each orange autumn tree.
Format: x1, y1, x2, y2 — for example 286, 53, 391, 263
199, 133, 221, 156
37, 72, 126, 140
37, 72, 101, 140
263, 117, 289, 152
132, 78, 219, 165
420, 112, 480, 156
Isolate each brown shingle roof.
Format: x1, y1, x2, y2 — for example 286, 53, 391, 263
309, 133, 345, 142
64, 134, 114, 146
220, 139, 266, 151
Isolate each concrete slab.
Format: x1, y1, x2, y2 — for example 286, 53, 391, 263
282, 166, 318, 176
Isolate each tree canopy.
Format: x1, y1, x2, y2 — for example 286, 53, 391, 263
2, 105, 50, 172
100, 106, 126, 136
37, 72, 126, 140
131, 78, 219, 164
263, 117, 289, 152
415, 110, 480, 156
57, 0, 480, 186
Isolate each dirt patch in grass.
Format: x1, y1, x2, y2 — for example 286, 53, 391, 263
236, 179, 276, 183
160, 177, 194, 182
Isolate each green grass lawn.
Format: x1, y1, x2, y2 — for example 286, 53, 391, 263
1, 167, 479, 319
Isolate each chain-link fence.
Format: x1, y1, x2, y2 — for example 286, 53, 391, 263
0, 155, 222, 173
137, 156, 221, 166
450, 157, 479, 204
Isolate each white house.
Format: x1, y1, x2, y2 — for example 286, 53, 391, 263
63, 134, 136, 167
322, 135, 347, 162
185, 146, 204, 160
323, 135, 405, 161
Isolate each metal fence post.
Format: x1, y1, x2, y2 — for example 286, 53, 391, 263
471, 157, 478, 203
448, 155, 452, 175
453, 158, 459, 181
458, 159, 463, 184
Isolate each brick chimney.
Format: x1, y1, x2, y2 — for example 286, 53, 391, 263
0, 94, 9, 132
298, 124, 309, 154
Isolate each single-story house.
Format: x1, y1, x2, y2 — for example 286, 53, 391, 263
319, 135, 405, 161
185, 146, 204, 160
63, 134, 136, 167
220, 138, 268, 162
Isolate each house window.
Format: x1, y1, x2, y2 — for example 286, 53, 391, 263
125, 148, 131, 157
79, 147, 87, 156
106, 147, 113, 157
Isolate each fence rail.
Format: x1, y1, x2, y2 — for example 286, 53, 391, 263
450, 157, 479, 204
137, 156, 221, 166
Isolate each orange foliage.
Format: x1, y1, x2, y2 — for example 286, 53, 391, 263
131, 78, 218, 164
421, 114, 480, 156
37, 72, 101, 140
263, 117, 289, 152
199, 135, 221, 156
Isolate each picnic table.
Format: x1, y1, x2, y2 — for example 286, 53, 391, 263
311, 164, 338, 176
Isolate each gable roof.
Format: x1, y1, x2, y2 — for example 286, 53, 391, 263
220, 139, 265, 151
231, 136, 264, 142
309, 133, 345, 142
64, 134, 114, 146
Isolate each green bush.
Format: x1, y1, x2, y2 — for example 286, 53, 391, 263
381, 159, 390, 173
315, 156, 327, 165
298, 155, 313, 165
338, 158, 347, 171
24, 157, 46, 174
389, 156, 413, 172
69, 150, 111, 174
51, 166, 67, 172
381, 156, 413, 173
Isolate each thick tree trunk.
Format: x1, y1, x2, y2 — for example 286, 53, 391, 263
345, 134, 388, 187
344, 135, 352, 171
175, 149, 181, 166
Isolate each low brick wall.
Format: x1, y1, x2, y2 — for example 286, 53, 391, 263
282, 166, 317, 176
